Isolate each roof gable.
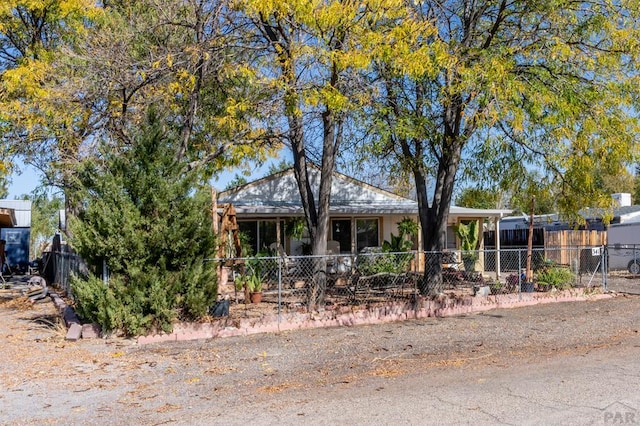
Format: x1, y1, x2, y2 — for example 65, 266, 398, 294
217, 167, 511, 218
218, 167, 414, 207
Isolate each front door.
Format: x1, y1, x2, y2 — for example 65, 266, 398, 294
331, 219, 351, 253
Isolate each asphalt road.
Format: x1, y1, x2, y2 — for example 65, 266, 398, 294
248, 339, 640, 426
219, 341, 640, 426
1, 293, 639, 425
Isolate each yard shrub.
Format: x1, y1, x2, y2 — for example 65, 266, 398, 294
356, 247, 411, 275
536, 265, 575, 290
69, 111, 217, 336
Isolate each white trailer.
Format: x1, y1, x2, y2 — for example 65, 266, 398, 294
607, 222, 640, 273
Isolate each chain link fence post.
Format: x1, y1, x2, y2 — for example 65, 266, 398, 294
602, 244, 607, 292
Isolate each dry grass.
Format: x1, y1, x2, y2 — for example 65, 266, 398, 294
27, 313, 68, 340
156, 403, 181, 413
1, 296, 34, 310
367, 366, 406, 377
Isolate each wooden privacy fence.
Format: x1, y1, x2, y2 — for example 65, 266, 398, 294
544, 229, 607, 247
544, 230, 607, 267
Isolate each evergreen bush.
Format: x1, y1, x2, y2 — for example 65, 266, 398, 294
69, 111, 217, 336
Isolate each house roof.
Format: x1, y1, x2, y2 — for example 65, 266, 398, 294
217, 167, 512, 220
448, 206, 513, 220
580, 205, 640, 223
500, 205, 640, 229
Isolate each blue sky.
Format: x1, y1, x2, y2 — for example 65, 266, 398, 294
7, 162, 39, 199
6, 159, 280, 200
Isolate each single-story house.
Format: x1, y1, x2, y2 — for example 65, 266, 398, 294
216, 167, 512, 275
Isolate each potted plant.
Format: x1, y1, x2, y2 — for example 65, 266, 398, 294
505, 273, 520, 292
285, 218, 306, 240
236, 260, 264, 304
247, 273, 263, 303
521, 280, 535, 293
453, 220, 479, 272
489, 280, 502, 295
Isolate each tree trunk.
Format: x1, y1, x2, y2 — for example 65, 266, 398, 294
411, 133, 463, 296
257, 16, 344, 310
306, 109, 342, 310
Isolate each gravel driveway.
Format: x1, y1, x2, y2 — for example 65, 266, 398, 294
606, 272, 640, 294
2, 286, 640, 425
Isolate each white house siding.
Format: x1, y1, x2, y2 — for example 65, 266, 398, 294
220, 167, 413, 208
218, 168, 510, 269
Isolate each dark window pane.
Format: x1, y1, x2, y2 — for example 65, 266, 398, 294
332, 220, 351, 253
239, 221, 257, 256
259, 221, 278, 252
357, 219, 378, 252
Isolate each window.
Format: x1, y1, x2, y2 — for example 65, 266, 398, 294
446, 226, 456, 250
356, 219, 378, 252
238, 222, 258, 255
331, 218, 379, 253
259, 221, 278, 251
238, 220, 284, 255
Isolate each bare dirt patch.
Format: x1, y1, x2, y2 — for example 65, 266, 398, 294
1, 285, 639, 425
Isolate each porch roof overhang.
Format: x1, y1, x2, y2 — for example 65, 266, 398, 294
230, 201, 420, 217
227, 202, 512, 221
0, 208, 16, 228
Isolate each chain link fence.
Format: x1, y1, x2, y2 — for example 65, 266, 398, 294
39, 245, 612, 309
213, 245, 608, 312
481, 246, 606, 294
213, 249, 420, 310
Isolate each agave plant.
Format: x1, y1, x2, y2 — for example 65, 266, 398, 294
382, 217, 418, 252
453, 220, 479, 271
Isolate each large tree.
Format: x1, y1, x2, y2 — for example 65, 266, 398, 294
2, 0, 277, 217
368, 0, 640, 294
0, 0, 99, 189
70, 109, 218, 336
241, 0, 404, 307
74, 0, 276, 170
455, 187, 502, 210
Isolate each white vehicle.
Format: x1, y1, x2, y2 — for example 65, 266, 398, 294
607, 222, 640, 274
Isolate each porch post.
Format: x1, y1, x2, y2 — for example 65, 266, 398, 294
351, 217, 356, 255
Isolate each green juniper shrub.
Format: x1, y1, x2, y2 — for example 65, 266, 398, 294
69, 111, 217, 336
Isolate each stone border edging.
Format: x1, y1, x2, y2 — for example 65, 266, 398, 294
137, 288, 615, 345
49, 292, 101, 340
